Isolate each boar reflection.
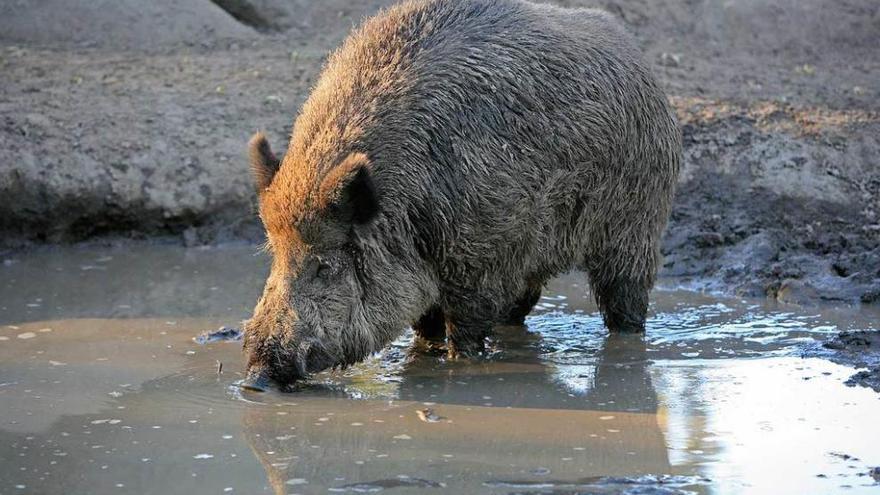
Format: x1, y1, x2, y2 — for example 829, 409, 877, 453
241, 331, 669, 495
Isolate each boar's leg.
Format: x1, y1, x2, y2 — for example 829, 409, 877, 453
412, 305, 446, 343
445, 315, 490, 358
503, 286, 542, 326
588, 258, 653, 333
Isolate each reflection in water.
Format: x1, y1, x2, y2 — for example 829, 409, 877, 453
1, 245, 879, 494
481, 474, 706, 494
241, 329, 670, 495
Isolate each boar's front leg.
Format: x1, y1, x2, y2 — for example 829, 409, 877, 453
445, 314, 491, 358
412, 305, 490, 357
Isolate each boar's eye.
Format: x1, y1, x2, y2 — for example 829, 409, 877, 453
316, 261, 334, 280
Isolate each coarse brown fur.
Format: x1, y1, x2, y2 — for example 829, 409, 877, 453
242, 0, 681, 387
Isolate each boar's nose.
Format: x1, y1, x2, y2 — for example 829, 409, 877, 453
240, 367, 272, 392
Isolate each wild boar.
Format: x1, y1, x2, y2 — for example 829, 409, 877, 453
241, 0, 681, 390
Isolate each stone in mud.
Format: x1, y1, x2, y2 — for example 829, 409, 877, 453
861, 287, 880, 304
823, 331, 875, 351
416, 408, 443, 423
691, 232, 725, 248
194, 326, 242, 344
241, 0, 680, 387
773, 278, 820, 305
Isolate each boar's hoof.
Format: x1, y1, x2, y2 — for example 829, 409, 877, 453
446, 338, 487, 359
412, 338, 447, 356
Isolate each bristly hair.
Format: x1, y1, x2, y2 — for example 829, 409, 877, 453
257, 237, 272, 255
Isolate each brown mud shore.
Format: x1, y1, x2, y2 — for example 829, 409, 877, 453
1, 0, 878, 305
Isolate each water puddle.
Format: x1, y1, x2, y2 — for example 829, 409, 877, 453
1, 244, 878, 494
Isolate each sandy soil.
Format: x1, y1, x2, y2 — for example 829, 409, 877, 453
1, 0, 879, 306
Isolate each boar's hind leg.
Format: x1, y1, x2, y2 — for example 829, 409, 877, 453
412, 305, 446, 343
587, 252, 655, 333
503, 286, 542, 326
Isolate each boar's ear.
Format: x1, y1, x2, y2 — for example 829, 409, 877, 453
319, 153, 379, 225
249, 132, 280, 192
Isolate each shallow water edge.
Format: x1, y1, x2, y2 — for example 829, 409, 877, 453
1, 244, 879, 494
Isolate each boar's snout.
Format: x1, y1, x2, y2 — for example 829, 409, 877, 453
241, 332, 309, 390
241, 329, 302, 390
240, 366, 273, 392
243, 325, 334, 389
241, 351, 308, 391
242, 292, 312, 388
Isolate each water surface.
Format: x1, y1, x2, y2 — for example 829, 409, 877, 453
1, 245, 878, 494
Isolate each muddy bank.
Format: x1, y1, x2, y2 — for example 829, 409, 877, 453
664, 101, 880, 304
1, 0, 878, 305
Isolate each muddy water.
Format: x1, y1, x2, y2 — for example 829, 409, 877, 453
1, 245, 879, 495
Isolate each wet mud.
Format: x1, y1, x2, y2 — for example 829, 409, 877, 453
806, 330, 880, 392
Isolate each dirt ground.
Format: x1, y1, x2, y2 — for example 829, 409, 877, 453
1, 0, 879, 307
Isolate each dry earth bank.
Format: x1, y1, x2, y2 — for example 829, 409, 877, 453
1, 0, 878, 306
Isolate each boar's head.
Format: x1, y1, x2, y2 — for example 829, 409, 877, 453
240, 132, 429, 391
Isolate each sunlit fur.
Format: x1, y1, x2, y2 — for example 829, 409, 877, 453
244, 0, 681, 385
